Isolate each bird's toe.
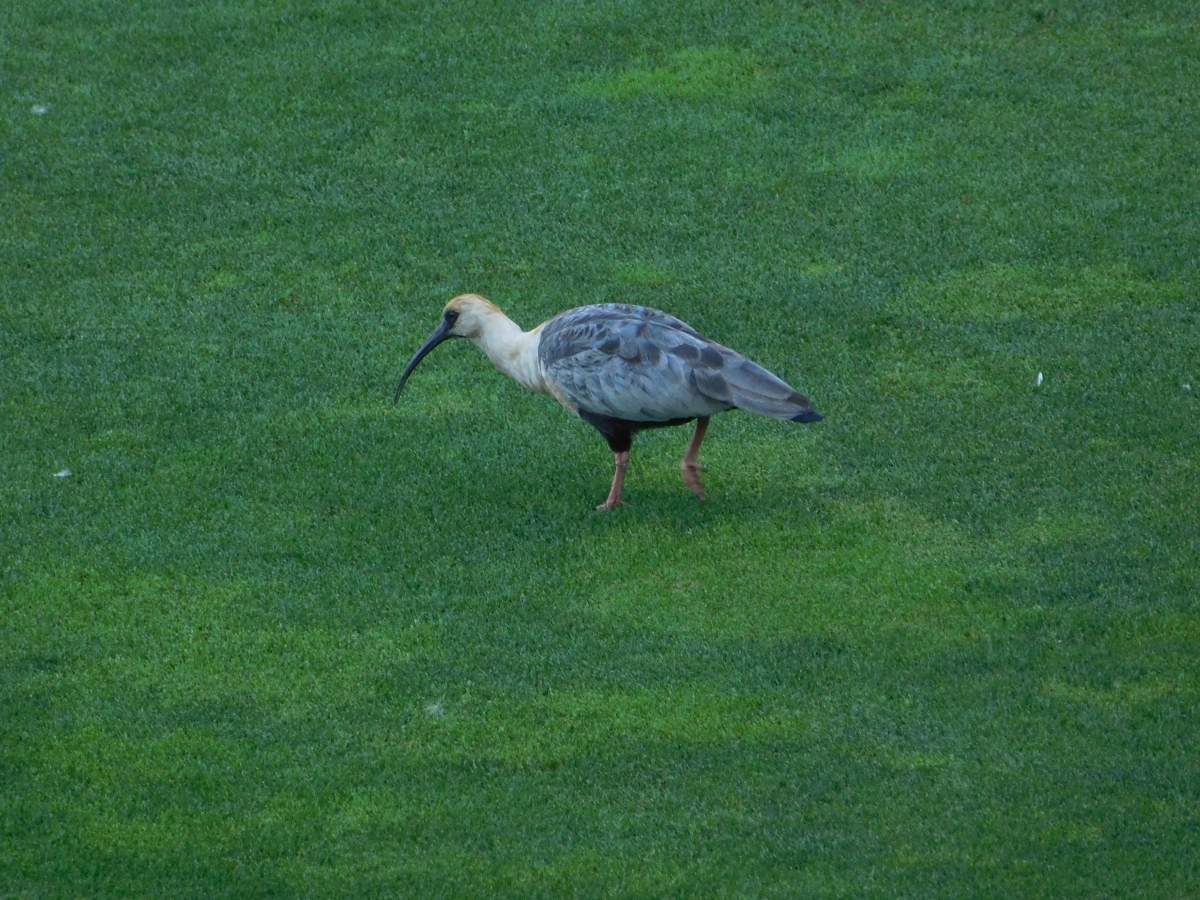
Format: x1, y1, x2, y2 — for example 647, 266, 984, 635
680, 465, 707, 504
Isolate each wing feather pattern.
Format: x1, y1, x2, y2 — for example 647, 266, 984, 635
538, 304, 819, 423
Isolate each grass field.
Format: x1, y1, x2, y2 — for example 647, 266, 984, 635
3, 1, 1198, 896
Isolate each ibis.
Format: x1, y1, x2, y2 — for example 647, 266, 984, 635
395, 295, 823, 510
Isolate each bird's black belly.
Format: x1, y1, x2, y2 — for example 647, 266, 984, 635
577, 409, 696, 453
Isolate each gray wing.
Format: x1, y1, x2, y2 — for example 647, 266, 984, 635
538, 304, 818, 423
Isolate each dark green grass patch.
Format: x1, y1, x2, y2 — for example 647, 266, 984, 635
2, 1, 1198, 896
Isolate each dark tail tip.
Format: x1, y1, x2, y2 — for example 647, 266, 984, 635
791, 410, 824, 423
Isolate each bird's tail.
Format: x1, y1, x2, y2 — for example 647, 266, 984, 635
701, 356, 822, 423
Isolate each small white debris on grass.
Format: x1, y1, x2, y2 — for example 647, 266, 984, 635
424, 701, 444, 717
53, 469, 72, 478
31, 105, 48, 115
1184, 383, 1192, 391
1036, 372, 1044, 387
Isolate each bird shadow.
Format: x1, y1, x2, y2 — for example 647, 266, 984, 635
600, 481, 830, 526
562, 426, 832, 528
557, 456, 834, 538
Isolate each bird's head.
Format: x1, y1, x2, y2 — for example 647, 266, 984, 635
393, 294, 502, 402
439, 293, 502, 340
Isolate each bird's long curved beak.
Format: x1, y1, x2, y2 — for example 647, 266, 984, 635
394, 319, 456, 403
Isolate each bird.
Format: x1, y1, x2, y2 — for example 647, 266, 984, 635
394, 294, 823, 510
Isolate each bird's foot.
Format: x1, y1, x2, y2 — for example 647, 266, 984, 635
596, 498, 625, 512
681, 461, 707, 504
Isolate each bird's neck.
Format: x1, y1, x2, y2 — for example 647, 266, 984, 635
471, 310, 548, 395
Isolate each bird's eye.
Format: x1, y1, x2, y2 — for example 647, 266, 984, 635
445, 310, 460, 324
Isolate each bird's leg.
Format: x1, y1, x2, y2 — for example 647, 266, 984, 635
681, 416, 710, 504
597, 451, 630, 511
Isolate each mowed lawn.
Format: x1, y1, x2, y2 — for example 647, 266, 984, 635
2, 1, 1198, 896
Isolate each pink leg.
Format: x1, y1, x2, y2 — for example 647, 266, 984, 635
597, 451, 630, 511
681, 416, 710, 503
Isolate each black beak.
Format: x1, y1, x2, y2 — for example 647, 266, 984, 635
394, 319, 456, 403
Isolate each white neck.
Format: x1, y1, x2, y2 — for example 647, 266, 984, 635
470, 309, 548, 395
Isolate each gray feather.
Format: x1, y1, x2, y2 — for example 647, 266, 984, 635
719, 358, 817, 419
691, 369, 732, 404
538, 304, 816, 423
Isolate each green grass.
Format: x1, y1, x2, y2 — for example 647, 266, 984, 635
2, 1, 1198, 896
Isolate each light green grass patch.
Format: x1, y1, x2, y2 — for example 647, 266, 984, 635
1135, 21, 1175, 40
410, 686, 807, 768
460, 100, 500, 115
580, 47, 768, 101
614, 261, 673, 287
585, 497, 995, 647
883, 749, 962, 772
874, 356, 997, 402
1007, 511, 1111, 553
820, 143, 914, 182
791, 259, 842, 279
906, 264, 1187, 322
3, 568, 427, 712
1041, 675, 1196, 710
